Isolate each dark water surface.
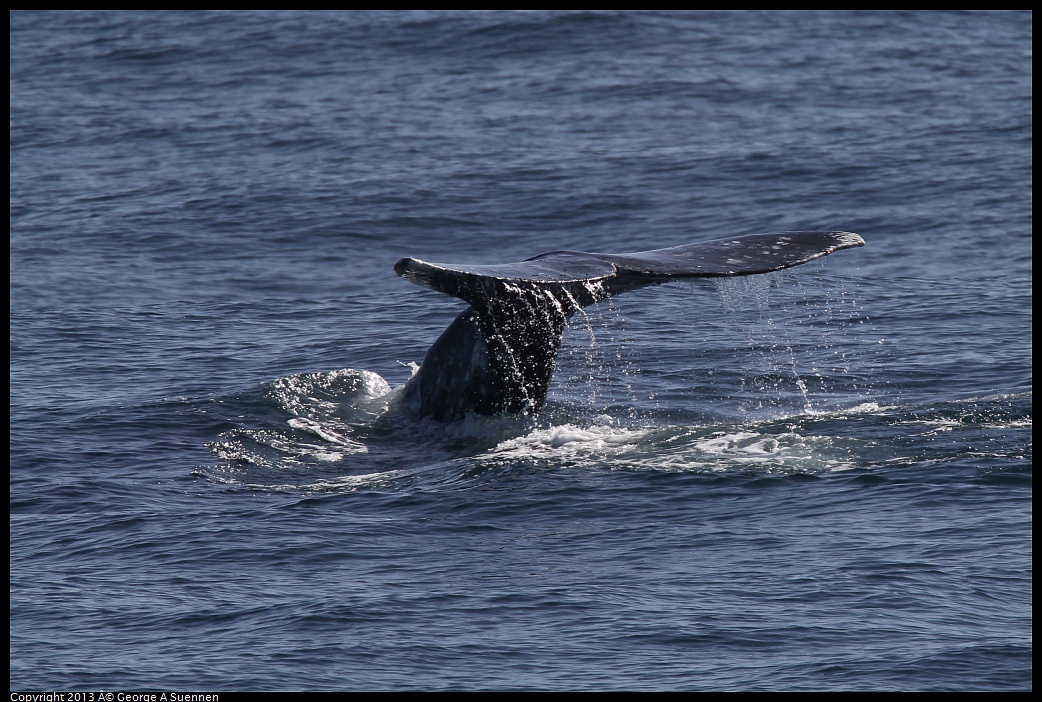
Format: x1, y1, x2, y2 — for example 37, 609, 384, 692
10, 11, 1031, 691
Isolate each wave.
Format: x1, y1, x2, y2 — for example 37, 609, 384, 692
200, 367, 1032, 493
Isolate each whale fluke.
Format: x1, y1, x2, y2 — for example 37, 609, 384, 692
394, 231, 864, 421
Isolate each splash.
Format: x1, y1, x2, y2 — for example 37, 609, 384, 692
714, 271, 780, 312
702, 269, 876, 418
206, 268, 878, 485
209, 368, 397, 476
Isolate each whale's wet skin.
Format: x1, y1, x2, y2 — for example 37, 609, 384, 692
394, 231, 863, 421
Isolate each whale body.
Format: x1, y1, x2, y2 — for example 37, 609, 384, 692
394, 230, 864, 421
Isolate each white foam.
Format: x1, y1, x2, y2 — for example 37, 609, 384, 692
487, 423, 649, 459
287, 417, 369, 453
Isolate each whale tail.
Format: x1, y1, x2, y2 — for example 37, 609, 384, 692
394, 231, 864, 421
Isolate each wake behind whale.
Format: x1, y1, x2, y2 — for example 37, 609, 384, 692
394, 231, 864, 422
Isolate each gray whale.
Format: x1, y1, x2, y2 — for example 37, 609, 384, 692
394, 230, 864, 421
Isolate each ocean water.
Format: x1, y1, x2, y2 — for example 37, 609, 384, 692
9, 10, 1031, 691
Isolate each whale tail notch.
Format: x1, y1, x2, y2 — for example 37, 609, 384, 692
393, 231, 864, 421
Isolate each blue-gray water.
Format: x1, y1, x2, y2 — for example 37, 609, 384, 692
10, 11, 1031, 691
